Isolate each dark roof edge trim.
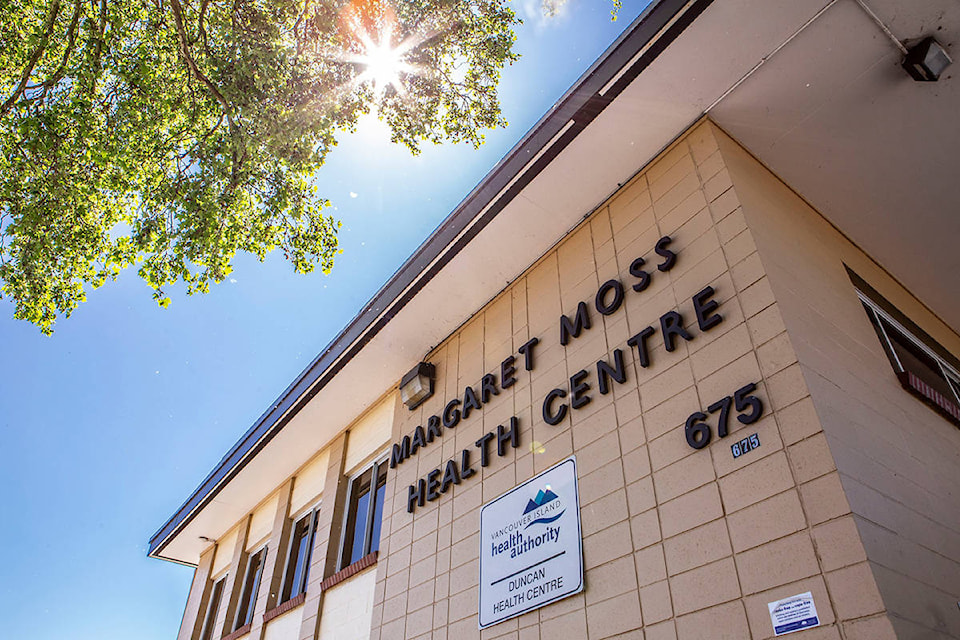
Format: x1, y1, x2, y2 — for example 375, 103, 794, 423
148, 0, 714, 560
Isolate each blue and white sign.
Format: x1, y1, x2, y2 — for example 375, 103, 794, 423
478, 457, 584, 628
768, 591, 821, 636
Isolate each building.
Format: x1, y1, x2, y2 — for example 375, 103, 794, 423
148, 1, 960, 639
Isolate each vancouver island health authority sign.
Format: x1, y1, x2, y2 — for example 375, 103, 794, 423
478, 457, 584, 628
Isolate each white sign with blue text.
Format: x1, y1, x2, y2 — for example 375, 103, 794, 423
768, 591, 821, 636
478, 456, 584, 628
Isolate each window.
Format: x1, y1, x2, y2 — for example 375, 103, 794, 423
339, 458, 388, 569
280, 506, 320, 603
857, 286, 960, 426
234, 546, 266, 630
199, 575, 226, 640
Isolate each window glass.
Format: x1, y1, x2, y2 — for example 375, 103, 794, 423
235, 547, 266, 629
199, 576, 226, 640
859, 292, 960, 423
339, 459, 387, 569
281, 508, 319, 602
342, 468, 372, 566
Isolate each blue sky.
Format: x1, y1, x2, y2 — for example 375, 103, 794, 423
0, 3, 651, 638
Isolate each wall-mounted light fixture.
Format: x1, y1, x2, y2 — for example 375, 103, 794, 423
903, 36, 952, 82
400, 362, 436, 410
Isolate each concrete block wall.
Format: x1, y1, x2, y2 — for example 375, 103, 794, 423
369, 120, 879, 640
716, 126, 960, 639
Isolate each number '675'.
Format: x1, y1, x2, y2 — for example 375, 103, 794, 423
685, 382, 764, 450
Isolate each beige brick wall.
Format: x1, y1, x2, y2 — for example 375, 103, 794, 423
716, 126, 960, 639
370, 120, 876, 640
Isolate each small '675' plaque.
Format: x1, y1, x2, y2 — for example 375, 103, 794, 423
731, 433, 760, 459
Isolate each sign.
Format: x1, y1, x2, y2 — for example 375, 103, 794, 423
768, 592, 820, 636
478, 457, 584, 628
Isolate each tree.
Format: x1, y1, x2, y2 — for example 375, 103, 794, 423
0, 0, 519, 333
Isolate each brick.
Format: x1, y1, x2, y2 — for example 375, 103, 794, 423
639, 579, 673, 624
719, 451, 795, 513
447, 585, 478, 623
539, 609, 587, 640
579, 458, 625, 507
709, 185, 740, 222
659, 190, 708, 236
621, 445, 651, 484
742, 575, 835, 639
787, 433, 836, 483
634, 543, 667, 587
690, 323, 753, 381
626, 476, 656, 515
695, 352, 761, 407
648, 426, 694, 472
644, 620, 677, 640
799, 473, 851, 525
659, 482, 723, 539
582, 489, 629, 537
583, 521, 633, 570
730, 251, 765, 293
696, 148, 725, 181
670, 557, 741, 615
746, 304, 786, 346
664, 518, 732, 576
726, 490, 806, 553
842, 614, 897, 640
721, 229, 757, 266
648, 143, 690, 187
825, 562, 885, 620
585, 591, 642, 638
812, 516, 867, 571
640, 360, 695, 413
735, 531, 820, 594
585, 555, 638, 606
577, 430, 622, 478
776, 397, 822, 446
756, 332, 798, 378
765, 364, 808, 411
642, 387, 699, 441
703, 170, 732, 202
651, 159, 698, 208
739, 277, 775, 318
675, 601, 749, 640
710, 413, 783, 478
687, 123, 719, 165
629, 507, 662, 550
653, 451, 716, 503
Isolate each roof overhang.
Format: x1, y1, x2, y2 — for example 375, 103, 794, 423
151, 0, 960, 564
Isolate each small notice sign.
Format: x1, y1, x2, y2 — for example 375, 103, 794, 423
478, 457, 584, 628
768, 591, 821, 636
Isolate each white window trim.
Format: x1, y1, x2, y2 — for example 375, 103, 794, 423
858, 290, 960, 406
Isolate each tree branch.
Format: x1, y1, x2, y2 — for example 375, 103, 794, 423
39, 0, 84, 99
1, 0, 63, 116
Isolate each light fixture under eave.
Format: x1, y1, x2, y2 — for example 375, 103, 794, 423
903, 36, 952, 82
400, 362, 436, 410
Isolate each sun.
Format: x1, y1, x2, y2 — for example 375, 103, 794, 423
354, 34, 412, 97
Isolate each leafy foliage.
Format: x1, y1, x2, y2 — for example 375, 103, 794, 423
0, 0, 519, 332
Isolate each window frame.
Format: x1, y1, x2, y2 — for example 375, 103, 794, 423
279, 502, 321, 604
337, 455, 388, 571
233, 544, 267, 630
857, 288, 960, 423
199, 573, 227, 640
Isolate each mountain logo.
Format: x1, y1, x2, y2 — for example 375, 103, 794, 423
523, 488, 559, 514
522, 486, 564, 528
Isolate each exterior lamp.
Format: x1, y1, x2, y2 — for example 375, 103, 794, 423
400, 362, 436, 410
903, 36, 952, 81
